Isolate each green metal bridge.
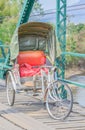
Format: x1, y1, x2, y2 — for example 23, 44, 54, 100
0, 0, 85, 88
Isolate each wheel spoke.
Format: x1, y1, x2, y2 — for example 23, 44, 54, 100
46, 81, 73, 120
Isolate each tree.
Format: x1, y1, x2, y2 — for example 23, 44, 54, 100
32, 0, 44, 14
76, 23, 84, 33
0, 0, 44, 43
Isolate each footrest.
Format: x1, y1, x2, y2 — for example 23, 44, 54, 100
22, 81, 34, 87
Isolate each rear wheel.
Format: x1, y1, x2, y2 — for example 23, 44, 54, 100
6, 71, 15, 106
46, 81, 73, 120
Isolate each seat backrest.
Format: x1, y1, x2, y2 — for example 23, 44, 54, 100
17, 51, 46, 66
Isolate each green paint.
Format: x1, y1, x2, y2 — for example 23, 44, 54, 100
17, 0, 35, 27
58, 78, 85, 88
56, 0, 67, 79
62, 52, 85, 58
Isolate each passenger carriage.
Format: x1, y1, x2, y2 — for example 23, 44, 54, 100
6, 22, 73, 120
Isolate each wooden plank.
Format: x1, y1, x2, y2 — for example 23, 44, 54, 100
44, 120, 85, 125
0, 103, 54, 130
55, 127, 85, 130
37, 117, 85, 125
48, 122, 85, 129
3, 113, 54, 130
1, 84, 85, 130
73, 104, 85, 115
0, 116, 23, 130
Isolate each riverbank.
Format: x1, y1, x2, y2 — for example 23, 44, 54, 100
65, 67, 85, 79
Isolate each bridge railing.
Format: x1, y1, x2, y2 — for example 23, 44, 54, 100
59, 51, 85, 88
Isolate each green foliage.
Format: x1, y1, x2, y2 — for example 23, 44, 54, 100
66, 36, 77, 66
0, 19, 16, 43
76, 23, 85, 33
0, 0, 21, 43
66, 23, 85, 67
0, 0, 44, 44
32, 0, 44, 14
67, 23, 85, 33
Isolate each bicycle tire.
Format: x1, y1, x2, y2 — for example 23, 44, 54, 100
6, 71, 15, 106
46, 80, 73, 120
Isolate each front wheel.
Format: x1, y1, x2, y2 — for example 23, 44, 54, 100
46, 80, 73, 120
6, 71, 15, 106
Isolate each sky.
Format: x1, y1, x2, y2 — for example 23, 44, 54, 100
30, 0, 85, 24
39, 0, 81, 10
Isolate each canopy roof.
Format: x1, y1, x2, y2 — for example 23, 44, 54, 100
18, 22, 54, 38
10, 22, 62, 61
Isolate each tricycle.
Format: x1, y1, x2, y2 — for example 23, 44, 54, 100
2, 22, 73, 120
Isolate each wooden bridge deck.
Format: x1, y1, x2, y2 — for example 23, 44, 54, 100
0, 82, 85, 130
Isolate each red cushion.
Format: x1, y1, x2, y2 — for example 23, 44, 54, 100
17, 51, 46, 66
20, 63, 48, 77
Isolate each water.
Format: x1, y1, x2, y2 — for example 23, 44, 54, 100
69, 76, 85, 107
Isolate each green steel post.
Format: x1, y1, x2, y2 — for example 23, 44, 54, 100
17, 0, 35, 27
56, 0, 67, 79
0, 41, 6, 58
0, 41, 10, 79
